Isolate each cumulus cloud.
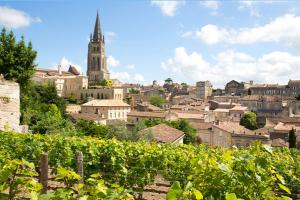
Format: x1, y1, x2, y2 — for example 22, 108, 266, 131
192, 14, 300, 50
107, 56, 120, 68
151, 0, 185, 16
195, 24, 229, 44
111, 71, 145, 84
161, 47, 300, 87
0, 6, 41, 28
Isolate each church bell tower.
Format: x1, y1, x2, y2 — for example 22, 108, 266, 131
87, 11, 110, 86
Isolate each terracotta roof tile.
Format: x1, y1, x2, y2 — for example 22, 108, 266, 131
140, 124, 184, 143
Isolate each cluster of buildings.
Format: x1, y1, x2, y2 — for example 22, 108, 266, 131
1, 11, 299, 147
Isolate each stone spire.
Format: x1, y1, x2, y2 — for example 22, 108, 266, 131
93, 10, 101, 41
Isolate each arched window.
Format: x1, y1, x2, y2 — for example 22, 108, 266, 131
97, 57, 100, 70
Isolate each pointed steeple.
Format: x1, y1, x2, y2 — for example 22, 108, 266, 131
93, 10, 101, 41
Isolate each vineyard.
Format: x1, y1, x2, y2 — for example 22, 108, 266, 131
0, 131, 299, 199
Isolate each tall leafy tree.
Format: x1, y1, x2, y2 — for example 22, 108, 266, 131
289, 128, 297, 148
240, 111, 258, 130
149, 95, 167, 107
0, 28, 36, 89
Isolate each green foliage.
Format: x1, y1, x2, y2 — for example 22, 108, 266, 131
75, 119, 112, 138
165, 78, 173, 84
289, 128, 297, 148
140, 119, 196, 144
149, 95, 167, 107
0, 159, 42, 199
0, 28, 36, 89
240, 111, 258, 130
96, 79, 113, 87
0, 132, 299, 199
128, 88, 140, 94
21, 83, 69, 134
67, 95, 78, 104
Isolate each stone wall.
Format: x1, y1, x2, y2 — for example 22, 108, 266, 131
0, 78, 26, 132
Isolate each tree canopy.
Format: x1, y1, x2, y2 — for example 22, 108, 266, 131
0, 28, 36, 89
289, 128, 297, 148
149, 95, 167, 107
240, 111, 258, 130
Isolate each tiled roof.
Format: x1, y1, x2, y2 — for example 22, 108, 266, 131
229, 105, 248, 111
128, 111, 165, 118
69, 113, 106, 121
273, 122, 294, 132
82, 100, 130, 107
213, 121, 254, 135
140, 124, 184, 143
191, 122, 213, 130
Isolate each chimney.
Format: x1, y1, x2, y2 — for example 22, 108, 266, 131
58, 65, 62, 75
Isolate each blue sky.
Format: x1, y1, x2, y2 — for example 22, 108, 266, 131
1, 0, 300, 88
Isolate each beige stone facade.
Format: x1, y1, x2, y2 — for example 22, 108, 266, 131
0, 78, 27, 132
81, 99, 131, 123
196, 81, 212, 100
33, 67, 88, 97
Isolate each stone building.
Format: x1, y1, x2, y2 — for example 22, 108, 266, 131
87, 11, 110, 85
211, 121, 270, 148
139, 124, 185, 144
0, 77, 27, 132
224, 80, 252, 96
196, 81, 212, 100
80, 99, 131, 124
33, 66, 88, 97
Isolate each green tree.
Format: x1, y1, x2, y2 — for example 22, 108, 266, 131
169, 119, 196, 144
289, 128, 297, 148
75, 119, 112, 138
128, 88, 140, 94
149, 95, 167, 107
0, 28, 36, 89
164, 78, 173, 85
139, 119, 196, 144
240, 111, 258, 130
31, 104, 71, 134
96, 79, 113, 87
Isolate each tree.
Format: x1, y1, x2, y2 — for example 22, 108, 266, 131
168, 119, 196, 144
164, 78, 173, 85
240, 112, 258, 130
128, 88, 140, 94
75, 119, 112, 138
31, 104, 72, 134
0, 28, 36, 89
149, 95, 167, 107
139, 119, 196, 144
289, 128, 297, 148
96, 79, 113, 87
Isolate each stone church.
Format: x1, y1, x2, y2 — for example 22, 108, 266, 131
87, 11, 110, 85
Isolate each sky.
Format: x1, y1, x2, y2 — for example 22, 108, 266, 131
1, 0, 300, 88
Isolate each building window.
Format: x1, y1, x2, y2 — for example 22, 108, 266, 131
110, 113, 112, 119
97, 57, 100, 70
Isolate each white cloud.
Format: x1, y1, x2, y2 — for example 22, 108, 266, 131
0, 6, 41, 28
201, 1, 220, 10
111, 71, 145, 84
105, 31, 116, 43
111, 71, 130, 82
195, 24, 229, 44
192, 14, 300, 50
126, 64, 135, 69
161, 47, 300, 87
56, 57, 82, 73
133, 73, 145, 82
107, 56, 120, 68
151, 0, 185, 17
